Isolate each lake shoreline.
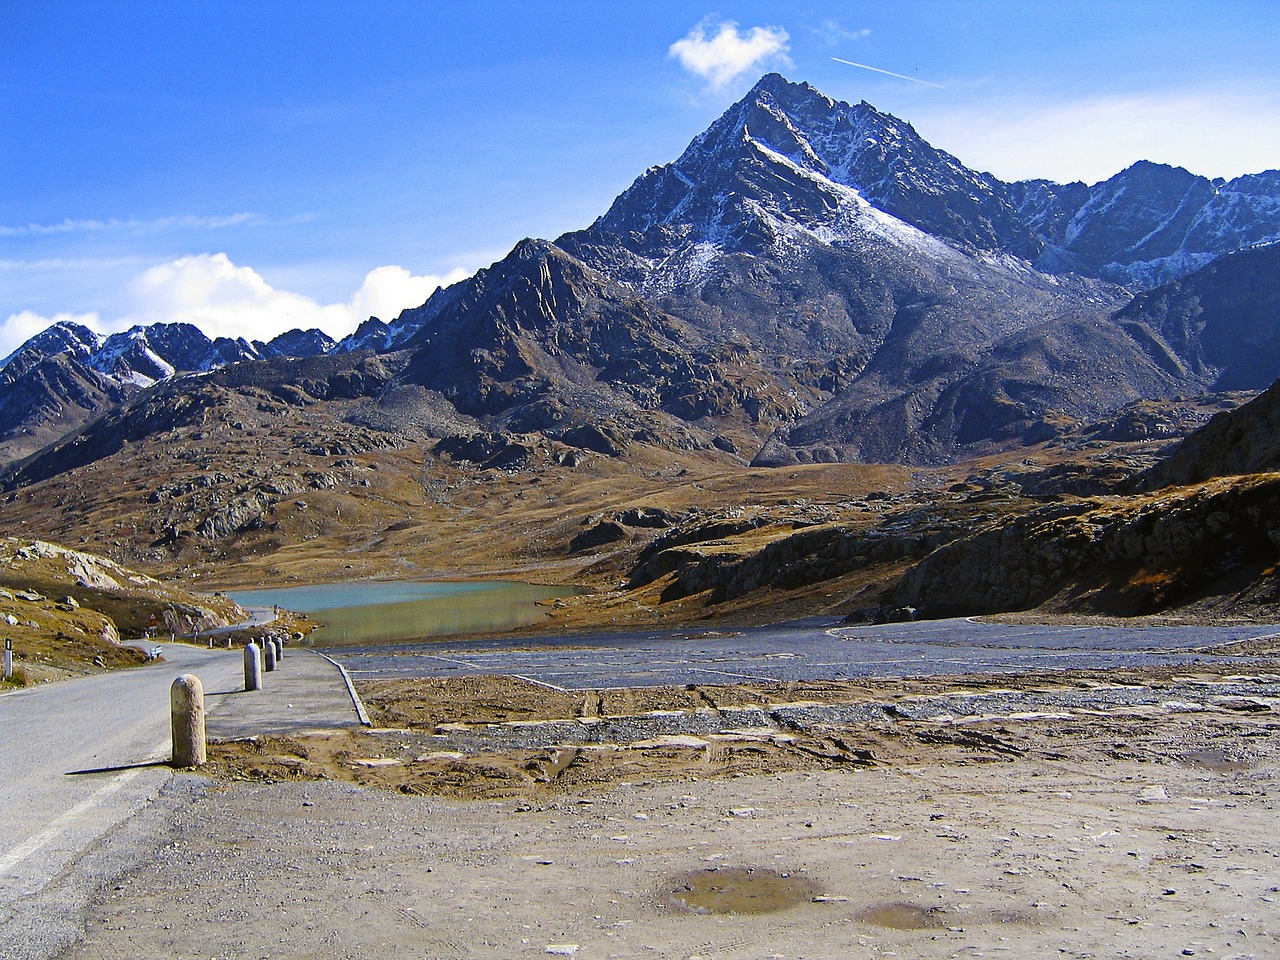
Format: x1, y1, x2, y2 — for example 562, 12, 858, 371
226, 578, 589, 646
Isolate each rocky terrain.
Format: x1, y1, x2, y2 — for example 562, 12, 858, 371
1134, 363, 1280, 490
564, 386, 1280, 627
0, 355, 1273, 631
1, 74, 1279, 628
0, 538, 245, 683
894, 474, 1280, 618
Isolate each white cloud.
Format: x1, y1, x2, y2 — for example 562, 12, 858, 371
348, 264, 470, 327
669, 19, 790, 90
916, 88, 1280, 184
813, 20, 871, 47
0, 253, 471, 358
120, 254, 348, 341
0, 213, 265, 237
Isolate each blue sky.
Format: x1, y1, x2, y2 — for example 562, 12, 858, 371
3, 1, 1279, 356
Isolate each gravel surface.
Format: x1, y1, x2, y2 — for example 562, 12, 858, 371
323, 617, 1280, 688
57, 726, 1280, 960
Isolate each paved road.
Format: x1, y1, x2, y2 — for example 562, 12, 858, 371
322, 617, 1280, 689
188, 605, 277, 641
0, 645, 243, 908
0, 642, 364, 959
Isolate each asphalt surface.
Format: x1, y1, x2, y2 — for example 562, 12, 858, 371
0, 642, 361, 960
321, 616, 1280, 689
3, 617, 1278, 959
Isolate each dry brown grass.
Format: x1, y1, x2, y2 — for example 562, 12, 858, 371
0, 537, 245, 678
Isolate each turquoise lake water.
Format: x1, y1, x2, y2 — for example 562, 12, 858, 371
226, 580, 583, 646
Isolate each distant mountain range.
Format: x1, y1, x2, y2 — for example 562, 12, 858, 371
5, 73, 1280, 473
0, 322, 337, 462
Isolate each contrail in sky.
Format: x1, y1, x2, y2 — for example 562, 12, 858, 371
831, 57, 944, 88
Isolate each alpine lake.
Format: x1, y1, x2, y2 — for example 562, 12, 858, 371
226, 580, 586, 646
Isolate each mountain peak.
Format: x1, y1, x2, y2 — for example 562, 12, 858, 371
746, 71, 829, 106
7, 73, 1280, 479
0, 320, 101, 371
565, 72, 1038, 267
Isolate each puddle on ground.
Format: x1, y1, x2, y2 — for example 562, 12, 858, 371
857, 902, 948, 930
667, 866, 818, 915
1182, 749, 1251, 774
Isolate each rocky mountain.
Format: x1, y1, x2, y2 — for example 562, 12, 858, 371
1111, 242, 1280, 392
0, 321, 334, 466
392, 237, 815, 447
559, 73, 1040, 277
1135, 373, 1280, 491
334, 318, 400, 354
0, 322, 101, 371
5, 73, 1280, 476
1015, 163, 1280, 286
550, 74, 1280, 463
254, 327, 337, 359
0, 350, 128, 464
561, 74, 1280, 291
1, 320, 336, 388
891, 472, 1280, 618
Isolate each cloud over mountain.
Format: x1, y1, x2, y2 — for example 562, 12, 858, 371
669, 19, 790, 89
0, 254, 470, 358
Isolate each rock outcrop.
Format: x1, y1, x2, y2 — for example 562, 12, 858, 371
893, 476, 1280, 617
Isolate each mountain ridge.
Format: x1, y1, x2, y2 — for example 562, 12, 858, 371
5, 73, 1280, 474
562, 75, 1280, 291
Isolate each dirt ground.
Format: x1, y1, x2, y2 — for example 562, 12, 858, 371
64, 676, 1279, 960
195, 664, 1279, 801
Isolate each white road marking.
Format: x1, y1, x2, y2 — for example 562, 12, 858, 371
689, 666, 784, 683
508, 674, 569, 692
0, 771, 141, 877
0, 738, 168, 881
426, 654, 486, 668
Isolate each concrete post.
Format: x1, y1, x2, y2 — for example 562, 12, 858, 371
3, 639, 11, 681
244, 642, 262, 691
274, 637, 284, 661
170, 674, 206, 767
264, 638, 277, 672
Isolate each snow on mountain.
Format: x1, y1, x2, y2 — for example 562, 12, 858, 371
11, 72, 1280, 392
563, 74, 1280, 297
0, 321, 101, 373
561, 73, 1040, 292
6, 320, 338, 391
334, 318, 393, 354
255, 328, 337, 359
89, 328, 180, 386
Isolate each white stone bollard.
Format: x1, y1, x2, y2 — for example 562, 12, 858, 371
264, 638, 277, 672
244, 642, 262, 691
3, 638, 12, 681
273, 637, 284, 661
170, 674, 206, 767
